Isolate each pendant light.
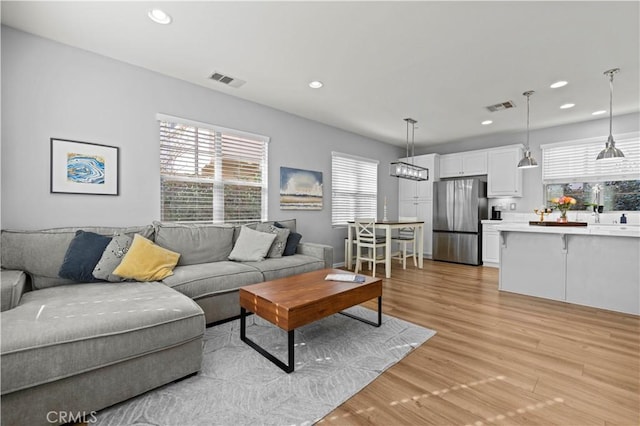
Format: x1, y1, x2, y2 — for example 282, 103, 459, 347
596, 68, 625, 161
390, 118, 429, 181
517, 90, 539, 169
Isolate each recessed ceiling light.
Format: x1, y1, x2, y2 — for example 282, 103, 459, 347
560, 103, 575, 109
309, 81, 323, 89
481, 120, 493, 125
148, 9, 172, 24
592, 110, 607, 115
550, 81, 568, 89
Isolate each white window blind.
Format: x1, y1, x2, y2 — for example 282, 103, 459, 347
158, 114, 269, 223
542, 132, 640, 183
331, 152, 379, 226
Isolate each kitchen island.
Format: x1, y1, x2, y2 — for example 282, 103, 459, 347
496, 222, 640, 315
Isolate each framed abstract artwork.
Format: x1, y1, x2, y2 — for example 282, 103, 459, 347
50, 138, 119, 195
280, 166, 323, 210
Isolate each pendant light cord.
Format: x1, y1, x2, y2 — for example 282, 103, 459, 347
405, 120, 410, 160
526, 93, 530, 150
411, 121, 415, 165
608, 71, 614, 139
522, 91, 534, 151
403, 118, 417, 165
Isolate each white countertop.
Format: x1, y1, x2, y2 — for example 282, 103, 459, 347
493, 222, 640, 238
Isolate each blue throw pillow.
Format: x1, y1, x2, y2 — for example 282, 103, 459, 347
274, 222, 302, 256
59, 230, 112, 282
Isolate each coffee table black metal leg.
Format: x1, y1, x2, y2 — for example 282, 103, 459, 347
240, 307, 295, 373
339, 296, 382, 327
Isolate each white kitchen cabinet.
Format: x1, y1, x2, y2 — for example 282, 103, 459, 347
398, 199, 433, 258
396, 154, 438, 259
482, 224, 500, 267
439, 151, 487, 178
398, 171, 416, 201
487, 146, 523, 198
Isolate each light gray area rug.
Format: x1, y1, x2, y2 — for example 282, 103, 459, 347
95, 306, 436, 426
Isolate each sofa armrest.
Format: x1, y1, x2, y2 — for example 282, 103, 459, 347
1, 270, 28, 312
296, 243, 333, 268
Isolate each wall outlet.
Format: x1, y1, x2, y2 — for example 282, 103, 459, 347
510, 203, 517, 210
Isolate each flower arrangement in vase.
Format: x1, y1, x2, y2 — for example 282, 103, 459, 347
549, 196, 577, 222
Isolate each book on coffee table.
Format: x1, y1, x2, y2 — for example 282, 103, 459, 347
325, 273, 366, 283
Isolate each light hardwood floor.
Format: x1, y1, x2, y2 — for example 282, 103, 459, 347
320, 260, 640, 425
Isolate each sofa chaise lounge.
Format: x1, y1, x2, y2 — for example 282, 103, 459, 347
0, 219, 333, 425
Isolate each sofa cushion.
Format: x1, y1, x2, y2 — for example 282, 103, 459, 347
1, 226, 154, 290
228, 226, 276, 262
58, 231, 111, 283
0, 270, 27, 312
92, 233, 132, 282
241, 254, 325, 281
153, 222, 235, 266
113, 235, 180, 281
255, 223, 290, 258
0, 281, 204, 395
274, 222, 302, 256
284, 232, 302, 256
162, 261, 264, 300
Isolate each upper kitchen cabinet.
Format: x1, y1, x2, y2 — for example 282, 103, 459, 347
397, 154, 439, 200
487, 145, 524, 198
439, 151, 487, 178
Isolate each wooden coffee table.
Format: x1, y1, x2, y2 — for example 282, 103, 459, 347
239, 268, 382, 373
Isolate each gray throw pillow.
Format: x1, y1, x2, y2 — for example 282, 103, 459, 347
92, 234, 132, 282
256, 223, 290, 258
228, 226, 277, 262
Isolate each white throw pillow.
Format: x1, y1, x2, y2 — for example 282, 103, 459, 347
256, 223, 291, 258
228, 226, 277, 262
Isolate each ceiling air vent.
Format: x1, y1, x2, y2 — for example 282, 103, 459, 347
209, 71, 246, 88
486, 100, 516, 112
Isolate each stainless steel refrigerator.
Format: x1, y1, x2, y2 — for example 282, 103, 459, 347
432, 178, 488, 265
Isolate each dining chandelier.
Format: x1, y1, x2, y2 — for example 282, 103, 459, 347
389, 118, 429, 181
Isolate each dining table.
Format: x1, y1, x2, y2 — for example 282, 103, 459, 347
346, 219, 424, 278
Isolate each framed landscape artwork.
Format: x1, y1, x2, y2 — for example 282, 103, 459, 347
280, 166, 323, 210
50, 138, 119, 195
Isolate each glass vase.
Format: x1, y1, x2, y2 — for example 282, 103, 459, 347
558, 210, 568, 223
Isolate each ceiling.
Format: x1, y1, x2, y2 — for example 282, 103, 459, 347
2, 1, 639, 147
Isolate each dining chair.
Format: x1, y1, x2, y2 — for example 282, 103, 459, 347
353, 218, 387, 277
391, 216, 418, 269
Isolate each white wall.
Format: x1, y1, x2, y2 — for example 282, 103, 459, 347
420, 112, 640, 213
1, 26, 404, 261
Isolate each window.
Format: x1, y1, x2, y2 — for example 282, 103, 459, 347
546, 181, 640, 211
542, 132, 639, 211
331, 152, 378, 226
158, 114, 269, 223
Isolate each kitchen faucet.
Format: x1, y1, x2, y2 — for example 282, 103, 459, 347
592, 185, 602, 224
592, 205, 603, 223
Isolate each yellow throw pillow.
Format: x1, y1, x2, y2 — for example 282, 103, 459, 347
112, 234, 180, 281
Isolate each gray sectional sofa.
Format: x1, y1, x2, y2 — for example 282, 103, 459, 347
0, 219, 333, 426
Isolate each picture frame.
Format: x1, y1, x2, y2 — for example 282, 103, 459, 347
280, 166, 323, 210
50, 138, 119, 195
